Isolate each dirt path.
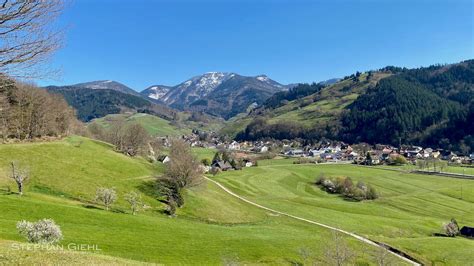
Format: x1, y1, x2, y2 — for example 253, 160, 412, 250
205, 176, 421, 266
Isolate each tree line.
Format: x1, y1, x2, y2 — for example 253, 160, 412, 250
262, 82, 324, 109
0, 78, 79, 141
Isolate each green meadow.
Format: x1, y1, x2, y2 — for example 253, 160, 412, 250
90, 113, 191, 137
0, 137, 402, 265
213, 162, 474, 265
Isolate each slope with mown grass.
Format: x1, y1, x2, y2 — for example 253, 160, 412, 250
0, 137, 404, 264
213, 162, 474, 265
221, 71, 391, 138
89, 113, 191, 137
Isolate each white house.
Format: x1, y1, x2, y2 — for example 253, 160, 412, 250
162, 156, 171, 164
228, 141, 241, 150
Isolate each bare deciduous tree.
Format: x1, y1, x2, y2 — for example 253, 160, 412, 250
0, 0, 64, 79
123, 123, 149, 156
95, 187, 117, 211
10, 161, 28, 195
156, 139, 203, 214
324, 232, 355, 266
0, 80, 77, 140
164, 138, 203, 188
124, 191, 143, 215
100, 121, 149, 156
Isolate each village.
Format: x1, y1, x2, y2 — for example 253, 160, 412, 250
157, 131, 474, 173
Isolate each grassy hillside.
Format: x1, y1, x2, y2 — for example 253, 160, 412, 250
0, 136, 164, 210
0, 137, 399, 264
221, 72, 391, 137
214, 162, 474, 265
268, 72, 390, 126
90, 113, 191, 137
0, 239, 149, 265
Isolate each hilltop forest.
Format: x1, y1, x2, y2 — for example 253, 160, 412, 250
236, 60, 474, 153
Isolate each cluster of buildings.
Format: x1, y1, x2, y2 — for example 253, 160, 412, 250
159, 132, 474, 166
283, 143, 474, 165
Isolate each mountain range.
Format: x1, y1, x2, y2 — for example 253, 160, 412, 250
141, 72, 293, 119
45, 83, 176, 122
46, 72, 294, 120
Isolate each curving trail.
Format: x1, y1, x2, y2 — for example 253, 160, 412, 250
205, 176, 421, 266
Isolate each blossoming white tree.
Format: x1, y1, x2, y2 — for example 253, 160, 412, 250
17, 219, 62, 244
95, 187, 117, 211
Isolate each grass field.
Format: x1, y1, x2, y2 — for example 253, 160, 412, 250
90, 113, 191, 137
213, 162, 474, 265
378, 164, 474, 176
0, 137, 400, 265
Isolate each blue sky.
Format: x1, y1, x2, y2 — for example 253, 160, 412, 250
40, 0, 473, 91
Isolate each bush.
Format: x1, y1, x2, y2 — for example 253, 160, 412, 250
321, 179, 336, 193
293, 157, 315, 164
443, 218, 460, 237
366, 185, 379, 200
391, 155, 408, 165
316, 176, 378, 201
201, 158, 211, 166
315, 173, 326, 185
17, 219, 63, 244
157, 176, 184, 208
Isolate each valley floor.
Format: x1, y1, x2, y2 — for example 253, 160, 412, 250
0, 137, 472, 265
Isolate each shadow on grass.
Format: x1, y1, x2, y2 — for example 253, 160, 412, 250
137, 179, 169, 216
137, 180, 162, 201
82, 204, 102, 210
82, 204, 127, 214
0, 185, 13, 195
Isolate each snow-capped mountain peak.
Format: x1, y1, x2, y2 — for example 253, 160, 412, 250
140, 72, 288, 118
142, 85, 173, 101
256, 75, 269, 82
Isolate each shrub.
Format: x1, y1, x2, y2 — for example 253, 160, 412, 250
352, 187, 366, 201
17, 219, 63, 244
315, 173, 326, 185
316, 176, 378, 201
366, 185, 379, 200
167, 198, 177, 216
157, 176, 184, 208
443, 218, 460, 237
392, 155, 408, 165
201, 158, 211, 166
333, 177, 346, 194
293, 157, 314, 164
356, 181, 367, 191
321, 179, 336, 193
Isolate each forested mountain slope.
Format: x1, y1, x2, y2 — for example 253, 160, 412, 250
46, 87, 177, 122
341, 60, 474, 152
232, 60, 474, 153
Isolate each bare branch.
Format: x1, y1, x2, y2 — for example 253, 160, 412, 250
0, 0, 65, 79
